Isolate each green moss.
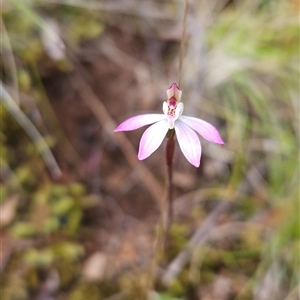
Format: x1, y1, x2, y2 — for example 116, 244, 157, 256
0, 185, 8, 203
51, 241, 84, 261
42, 217, 60, 233
166, 223, 189, 260
69, 183, 86, 197
168, 278, 185, 297
18, 69, 32, 91
1, 274, 28, 300
11, 222, 37, 238
23, 248, 54, 268
25, 268, 39, 289
51, 196, 74, 215
56, 259, 81, 288
50, 184, 68, 199
15, 166, 38, 188
119, 271, 152, 300
68, 282, 104, 300
67, 209, 83, 232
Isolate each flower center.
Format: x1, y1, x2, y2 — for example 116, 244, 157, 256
167, 97, 177, 116
168, 97, 177, 109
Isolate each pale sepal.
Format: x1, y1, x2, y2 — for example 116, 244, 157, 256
179, 116, 225, 144
114, 114, 166, 132
138, 120, 169, 160
175, 120, 201, 167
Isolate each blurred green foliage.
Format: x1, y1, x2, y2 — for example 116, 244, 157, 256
3, 0, 105, 65
1, 0, 299, 299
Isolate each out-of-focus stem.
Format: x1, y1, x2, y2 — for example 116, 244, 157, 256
178, 0, 188, 86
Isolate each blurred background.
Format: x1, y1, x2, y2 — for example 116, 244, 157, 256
1, 0, 299, 299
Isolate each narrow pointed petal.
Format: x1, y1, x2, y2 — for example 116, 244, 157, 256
175, 120, 201, 167
138, 120, 168, 160
179, 116, 225, 144
114, 114, 165, 132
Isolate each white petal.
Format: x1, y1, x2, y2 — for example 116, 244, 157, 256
114, 114, 165, 132
163, 101, 168, 115
179, 116, 225, 144
175, 120, 201, 167
138, 120, 169, 160
175, 102, 184, 120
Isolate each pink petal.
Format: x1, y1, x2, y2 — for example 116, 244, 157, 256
114, 114, 165, 132
175, 120, 201, 167
138, 120, 169, 160
179, 116, 225, 144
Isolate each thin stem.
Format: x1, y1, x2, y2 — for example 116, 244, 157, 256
178, 0, 188, 86
166, 129, 175, 228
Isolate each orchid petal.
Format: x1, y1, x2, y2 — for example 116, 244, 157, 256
175, 102, 184, 120
114, 114, 165, 132
138, 120, 168, 160
175, 120, 201, 167
179, 116, 225, 144
163, 102, 168, 116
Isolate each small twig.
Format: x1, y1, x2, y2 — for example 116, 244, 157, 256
1, 17, 19, 105
0, 82, 62, 179
0, 158, 23, 190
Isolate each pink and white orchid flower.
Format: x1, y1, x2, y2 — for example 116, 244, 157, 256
114, 83, 224, 167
